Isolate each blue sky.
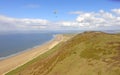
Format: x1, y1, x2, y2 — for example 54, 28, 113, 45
0, 0, 120, 32
0, 0, 120, 20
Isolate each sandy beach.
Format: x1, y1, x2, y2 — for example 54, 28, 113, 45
0, 34, 64, 75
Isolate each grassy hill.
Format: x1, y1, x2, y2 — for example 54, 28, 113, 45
6, 31, 120, 75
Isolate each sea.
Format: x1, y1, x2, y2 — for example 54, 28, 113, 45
0, 33, 55, 60
0, 30, 119, 60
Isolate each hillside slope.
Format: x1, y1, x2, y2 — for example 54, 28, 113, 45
6, 31, 120, 75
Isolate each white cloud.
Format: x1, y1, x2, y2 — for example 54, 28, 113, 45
0, 15, 49, 31
112, 8, 120, 15
69, 11, 83, 15
66, 9, 120, 29
60, 21, 73, 27
0, 8, 120, 32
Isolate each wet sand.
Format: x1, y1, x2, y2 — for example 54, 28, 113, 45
0, 34, 64, 75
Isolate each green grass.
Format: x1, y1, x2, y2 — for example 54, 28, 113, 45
6, 43, 62, 75
6, 31, 120, 75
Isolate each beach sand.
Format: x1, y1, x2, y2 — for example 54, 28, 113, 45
0, 34, 64, 75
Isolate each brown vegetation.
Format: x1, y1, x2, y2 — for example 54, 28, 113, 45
6, 31, 120, 75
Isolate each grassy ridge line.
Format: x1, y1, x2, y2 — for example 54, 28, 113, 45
6, 34, 73, 75
6, 43, 62, 75
6, 32, 120, 75
48, 32, 120, 75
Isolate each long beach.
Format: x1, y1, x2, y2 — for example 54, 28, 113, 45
0, 34, 64, 75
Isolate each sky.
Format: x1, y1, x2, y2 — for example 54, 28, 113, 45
0, 0, 120, 32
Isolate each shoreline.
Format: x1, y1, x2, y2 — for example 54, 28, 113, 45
0, 35, 54, 61
0, 34, 64, 75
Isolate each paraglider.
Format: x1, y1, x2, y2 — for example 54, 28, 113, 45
53, 10, 58, 18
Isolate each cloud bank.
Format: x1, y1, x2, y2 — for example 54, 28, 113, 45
0, 15, 49, 31
65, 9, 120, 29
0, 8, 120, 32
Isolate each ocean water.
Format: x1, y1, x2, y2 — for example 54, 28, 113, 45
0, 30, 118, 60
0, 33, 54, 59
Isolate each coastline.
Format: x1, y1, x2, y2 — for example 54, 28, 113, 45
0, 34, 64, 75
0, 35, 53, 61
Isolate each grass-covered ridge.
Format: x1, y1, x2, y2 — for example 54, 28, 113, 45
6, 31, 120, 75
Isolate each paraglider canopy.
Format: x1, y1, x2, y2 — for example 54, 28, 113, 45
53, 10, 58, 18
54, 10, 57, 14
